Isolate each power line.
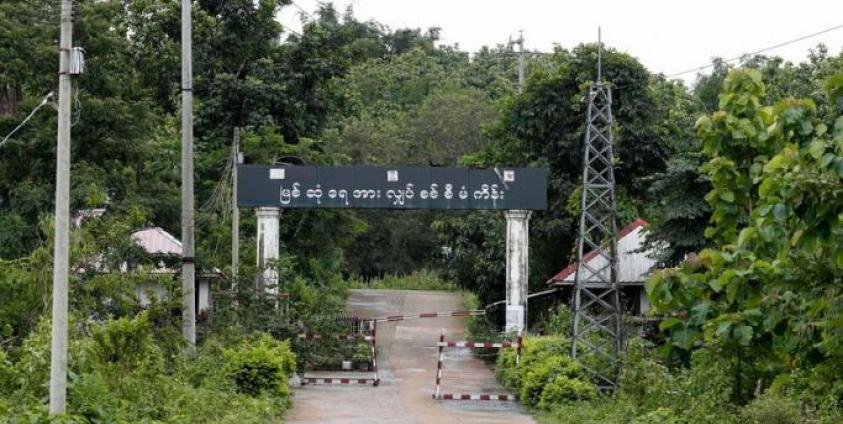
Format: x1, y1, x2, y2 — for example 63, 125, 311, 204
290, 0, 315, 21
0, 91, 54, 150
666, 23, 843, 79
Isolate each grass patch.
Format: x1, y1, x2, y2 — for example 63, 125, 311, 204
348, 270, 457, 291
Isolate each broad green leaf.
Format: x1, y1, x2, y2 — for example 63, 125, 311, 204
791, 229, 804, 246
715, 322, 732, 338
834, 116, 843, 140
659, 317, 682, 331
712, 269, 736, 292
737, 227, 756, 247
758, 179, 777, 197
816, 123, 828, 136
808, 140, 826, 160
821, 153, 836, 168
670, 327, 699, 350
733, 325, 753, 346
773, 204, 787, 221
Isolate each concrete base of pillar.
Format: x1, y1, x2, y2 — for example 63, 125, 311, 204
505, 306, 525, 334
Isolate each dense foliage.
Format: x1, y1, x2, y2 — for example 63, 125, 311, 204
646, 69, 843, 406
2, 0, 843, 421
496, 335, 596, 410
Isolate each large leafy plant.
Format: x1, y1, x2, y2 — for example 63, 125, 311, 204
646, 69, 843, 400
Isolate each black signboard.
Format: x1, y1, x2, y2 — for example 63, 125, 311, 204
237, 165, 547, 210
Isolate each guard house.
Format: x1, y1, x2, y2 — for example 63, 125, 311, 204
547, 219, 656, 315
71, 210, 221, 315
131, 227, 220, 314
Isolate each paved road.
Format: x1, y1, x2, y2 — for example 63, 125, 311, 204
286, 289, 535, 424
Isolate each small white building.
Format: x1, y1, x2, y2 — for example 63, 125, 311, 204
131, 227, 219, 314
547, 219, 657, 314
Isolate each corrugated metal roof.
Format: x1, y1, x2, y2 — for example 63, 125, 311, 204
131, 227, 183, 255
548, 219, 656, 286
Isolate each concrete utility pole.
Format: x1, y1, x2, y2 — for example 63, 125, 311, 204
180, 0, 196, 345
516, 30, 525, 94
49, 0, 73, 415
231, 127, 240, 283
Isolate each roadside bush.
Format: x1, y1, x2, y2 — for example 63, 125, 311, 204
629, 407, 682, 424
86, 314, 164, 376
520, 354, 586, 407
1, 314, 296, 422
541, 397, 639, 423
537, 374, 597, 409
542, 305, 573, 336
348, 269, 456, 291
224, 334, 296, 398
496, 335, 595, 410
617, 339, 736, 423
461, 290, 504, 359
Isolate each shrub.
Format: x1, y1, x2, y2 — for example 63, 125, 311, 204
224, 334, 296, 398
349, 270, 456, 291
629, 407, 682, 424
537, 374, 597, 409
520, 354, 584, 407
0, 350, 17, 395
543, 305, 573, 336
86, 314, 164, 376
542, 397, 639, 423
496, 335, 595, 410
739, 391, 804, 424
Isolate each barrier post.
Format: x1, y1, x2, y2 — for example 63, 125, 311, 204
371, 320, 380, 386
434, 330, 445, 400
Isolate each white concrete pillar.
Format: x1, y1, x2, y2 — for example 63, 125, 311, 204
256, 207, 281, 294
505, 210, 531, 334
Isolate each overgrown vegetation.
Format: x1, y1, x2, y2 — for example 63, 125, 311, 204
0, 313, 296, 423
348, 269, 457, 291
2, 0, 843, 421
497, 335, 596, 410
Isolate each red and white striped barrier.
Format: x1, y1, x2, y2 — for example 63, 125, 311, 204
373, 310, 486, 323
299, 321, 380, 387
297, 333, 375, 342
303, 377, 378, 385
437, 341, 518, 348
439, 394, 513, 401
433, 330, 522, 401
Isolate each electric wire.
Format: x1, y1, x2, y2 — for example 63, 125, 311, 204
0, 91, 55, 150
665, 23, 843, 79
290, 0, 315, 21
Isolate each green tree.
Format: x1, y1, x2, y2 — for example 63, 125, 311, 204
439, 44, 676, 297
647, 69, 843, 402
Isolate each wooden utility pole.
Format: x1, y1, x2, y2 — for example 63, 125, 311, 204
231, 127, 240, 283
180, 0, 196, 345
49, 0, 73, 414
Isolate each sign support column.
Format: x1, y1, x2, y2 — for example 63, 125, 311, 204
504, 209, 531, 334
256, 207, 281, 295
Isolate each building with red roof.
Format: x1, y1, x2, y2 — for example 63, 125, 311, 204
547, 219, 657, 314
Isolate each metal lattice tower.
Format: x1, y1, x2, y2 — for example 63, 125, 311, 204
571, 31, 622, 391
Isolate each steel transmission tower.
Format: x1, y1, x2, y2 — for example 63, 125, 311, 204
571, 30, 622, 391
